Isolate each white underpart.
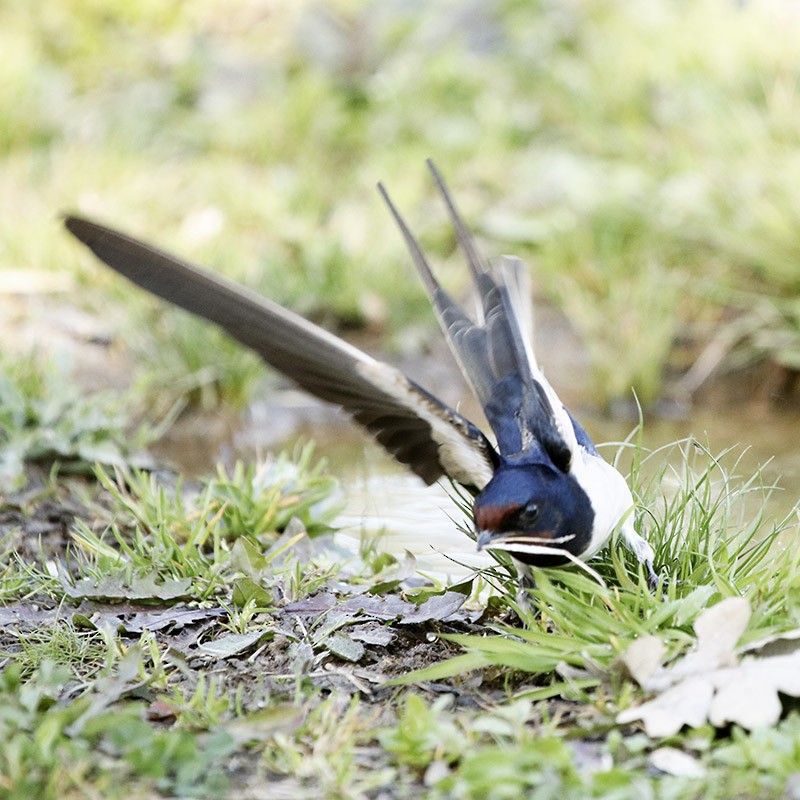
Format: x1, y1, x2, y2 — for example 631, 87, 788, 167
358, 360, 494, 490
570, 446, 654, 564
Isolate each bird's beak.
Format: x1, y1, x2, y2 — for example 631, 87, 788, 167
476, 530, 494, 551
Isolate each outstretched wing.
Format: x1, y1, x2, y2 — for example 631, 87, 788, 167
64, 215, 498, 492
379, 161, 579, 471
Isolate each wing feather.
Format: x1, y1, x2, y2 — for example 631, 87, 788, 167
63, 215, 497, 491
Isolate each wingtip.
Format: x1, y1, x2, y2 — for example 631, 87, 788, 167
63, 215, 127, 250
377, 178, 441, 298
375, 180, 388, 198
62, 213, 94, 243
424, 161, 485, 281
424, 157, 439, 177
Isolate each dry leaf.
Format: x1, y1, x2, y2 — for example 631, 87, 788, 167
62, 572, 193, 602
618, 676, 714, 737
620, 636, 665, 685
742, 627, 800, 658
322, 633, 365, 662
618, 597, 800, 735
199, 628, 274, 658
649, 747, 706, 778
399, 592, 466, 624
349, 623, 396, 647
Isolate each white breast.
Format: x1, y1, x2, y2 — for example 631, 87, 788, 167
570, 449, 636, 560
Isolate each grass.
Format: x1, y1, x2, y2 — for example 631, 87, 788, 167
0, 353, 154, 492
400, 441, 800, 687
1, 346, 799, 797
67, 450, 342, 606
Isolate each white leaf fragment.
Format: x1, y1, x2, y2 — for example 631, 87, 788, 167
621, 636, 666, 686
617, 676, 714, 737
649, 747, 707, 778
617, 597, 800, 736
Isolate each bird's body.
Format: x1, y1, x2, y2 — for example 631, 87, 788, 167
64, 161, 657, 585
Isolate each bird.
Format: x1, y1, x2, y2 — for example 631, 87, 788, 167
63, 160, 658, 588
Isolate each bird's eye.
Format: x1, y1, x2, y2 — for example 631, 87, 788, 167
518, 502, 540, 526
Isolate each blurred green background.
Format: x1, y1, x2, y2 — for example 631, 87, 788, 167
3, 0, 800, 414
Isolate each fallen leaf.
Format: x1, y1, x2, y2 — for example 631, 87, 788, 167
742, 627, 800, 658
618, 597, 800, 735
339, 594, 414, 619
62, 572, 193, 602
283, 593, 338, 615
709, 654, 800, 729
399, 592, 466, 624
620, 636, 666, 686
618, 676, 714, 737
649, 747, 706, 778
291, 641, 315, 675
282, 590, 465, 635
199, 628, 274, 658
349, 624, 396, 647
322, 633, 365, 662
116, 607, 226, 633
0, 605, 59, 627
680, 596, 750, 674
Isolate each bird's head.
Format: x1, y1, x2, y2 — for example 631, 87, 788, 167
473, 463, 594, 566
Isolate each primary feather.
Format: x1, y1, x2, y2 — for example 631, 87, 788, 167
62, 215, 497, 492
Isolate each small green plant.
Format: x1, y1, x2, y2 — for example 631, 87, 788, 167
264, 695, 392, 797
156, 675, 232, 731
0, 354, 150, 491
0, 655, 237, 800
434, 736, 586, 800
379, 694, 465, 769
210, 446, 342, 539
0, 546, 58, 602
67, 447, 342, 605
87, 444, 340, 546
0, 661, 94, 800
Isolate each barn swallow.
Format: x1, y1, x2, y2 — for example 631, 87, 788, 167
63, 160, 658, 587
